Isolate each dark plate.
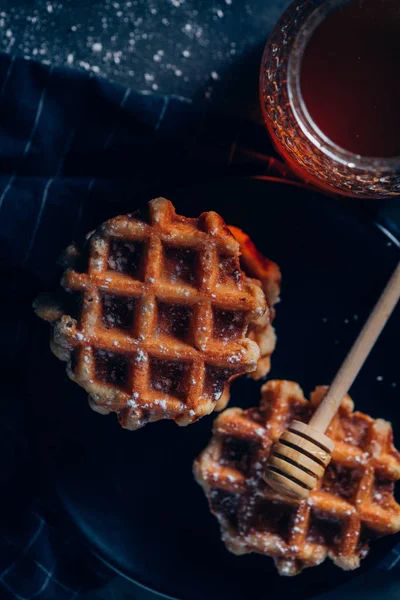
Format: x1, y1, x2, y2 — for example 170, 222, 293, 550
31, 177, 400, 600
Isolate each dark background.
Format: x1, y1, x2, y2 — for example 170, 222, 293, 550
2, 1, 400, 599
0, 0, 291, 117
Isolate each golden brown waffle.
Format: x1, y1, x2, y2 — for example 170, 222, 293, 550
229, 226, 280, 380
194, 380, 400, 575
215, 227, 281, 411
34, 198, 267, 430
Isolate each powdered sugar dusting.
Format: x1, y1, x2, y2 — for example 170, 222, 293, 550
136, 349, 147, 362
1, 0, 272, 101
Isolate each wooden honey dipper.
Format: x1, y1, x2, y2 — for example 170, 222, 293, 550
264, 261, 400, 500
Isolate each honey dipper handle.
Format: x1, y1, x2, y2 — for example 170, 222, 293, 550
309, 261, 400, 433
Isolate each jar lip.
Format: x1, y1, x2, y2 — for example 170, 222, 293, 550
287, 0, 400, 171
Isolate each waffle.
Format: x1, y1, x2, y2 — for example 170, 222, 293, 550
194, 380, 400, 575
34, 198, 267, 430
215, 227, 281, 411
229, 226, 280, 381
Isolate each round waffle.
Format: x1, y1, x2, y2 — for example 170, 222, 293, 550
34, 198, 267, 429
194, 380, 400, 575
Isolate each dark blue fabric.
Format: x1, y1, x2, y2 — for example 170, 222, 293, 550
0, 51, 398, 599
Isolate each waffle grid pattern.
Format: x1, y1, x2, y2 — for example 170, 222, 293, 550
214, 226, 281, 412
229, 225, 281, 381
194, 380, 400, 575
48, 198, 266, 429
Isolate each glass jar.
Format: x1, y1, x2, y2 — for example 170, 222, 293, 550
260, 0, 400, 198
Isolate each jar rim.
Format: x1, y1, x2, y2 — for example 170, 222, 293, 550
287, 0, 400, 171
